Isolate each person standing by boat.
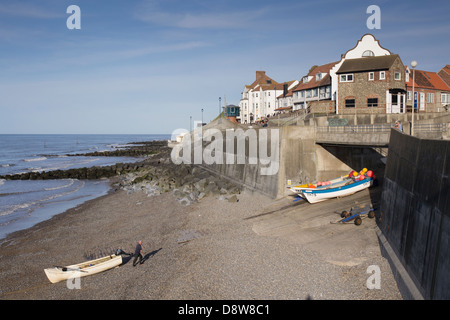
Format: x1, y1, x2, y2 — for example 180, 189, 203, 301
133, 240, 144, 266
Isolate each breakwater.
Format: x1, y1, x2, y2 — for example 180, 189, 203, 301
0, 141, 166, 181
0, 140, 242, 206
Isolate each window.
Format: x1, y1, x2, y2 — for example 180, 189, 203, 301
379, 71, 385, 80
394, 71, 401, 80
313, 88, 318, 97
368, 72, 374, 81
340, 74, 354, 82
367, 98, 378, 107
362, 50, 375, 57
427, 93, 434, 103
442, 93, 448, 104
345, 99, 355, 108
408, 91, 411, 101
316, 73, 322, 81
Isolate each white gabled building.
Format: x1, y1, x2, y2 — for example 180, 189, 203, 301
329, 34, 392, 114
239, 71, 297, 123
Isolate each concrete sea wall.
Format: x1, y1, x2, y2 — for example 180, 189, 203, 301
378, 129, 450, 299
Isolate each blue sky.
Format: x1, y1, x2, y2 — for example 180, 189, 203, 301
0, 0, 449, 134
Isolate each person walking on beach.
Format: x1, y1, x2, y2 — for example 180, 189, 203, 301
133, 240, 144, 266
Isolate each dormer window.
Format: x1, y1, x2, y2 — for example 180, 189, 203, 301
303, 77, 309, 83
316, 73, 322, 81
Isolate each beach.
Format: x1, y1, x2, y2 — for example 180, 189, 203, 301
0, 171, 402, 300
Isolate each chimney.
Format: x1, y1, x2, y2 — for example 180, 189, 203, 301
256, 71, 266, 80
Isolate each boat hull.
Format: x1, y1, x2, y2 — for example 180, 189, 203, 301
301, 178, 372, 204
44, 254, 122, 283
289, 175, 351, 194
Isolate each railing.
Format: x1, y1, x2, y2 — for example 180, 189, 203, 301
315, 124, 392, 133
413, 123, 448, 133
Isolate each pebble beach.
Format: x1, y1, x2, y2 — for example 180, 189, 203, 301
0, 185, 402, 301
0, 141, 403, 302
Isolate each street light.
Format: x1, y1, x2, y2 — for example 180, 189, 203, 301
219, 97, 221, 116
411, 60, 418, 136
201, 108, 204, 126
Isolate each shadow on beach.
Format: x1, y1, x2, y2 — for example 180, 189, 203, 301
121, 248, 163, 266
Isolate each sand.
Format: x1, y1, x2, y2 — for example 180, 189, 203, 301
0, 183, 402, 300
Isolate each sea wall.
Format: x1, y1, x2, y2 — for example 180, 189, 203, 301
378, 129, 450, 299
188, 119, 384, 199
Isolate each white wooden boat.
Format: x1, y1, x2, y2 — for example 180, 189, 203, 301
300, 177, 373, 204
289, 175, 352, 194
44, 254, 122, 283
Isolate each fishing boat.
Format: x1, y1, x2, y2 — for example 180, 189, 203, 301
44, 254, 122, 283
300, 177, 373, 204
289, 175, 351, 194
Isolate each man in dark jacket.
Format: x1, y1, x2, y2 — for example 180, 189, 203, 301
133, 240, 144, 266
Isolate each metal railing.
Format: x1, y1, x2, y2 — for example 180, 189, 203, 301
413, 123, 448, 133
315, 124, 392, 133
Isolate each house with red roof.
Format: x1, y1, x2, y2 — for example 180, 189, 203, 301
406, 66, 450, 113
238, 71, 297, 124
290, 61, 338, 112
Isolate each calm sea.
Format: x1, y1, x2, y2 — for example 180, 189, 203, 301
0, 134, 170, 239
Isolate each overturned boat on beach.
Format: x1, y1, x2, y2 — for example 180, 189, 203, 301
44, 254, 122, 283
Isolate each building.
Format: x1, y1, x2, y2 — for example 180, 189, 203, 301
275, 80, 299, 113
336, 54, 406, 114
330, 34, 394, 114
291, 61, 338, 111
238, 34, 448, 119
223, 104, 240, 123
239, 71, 296, 124
405, 67, 450, 113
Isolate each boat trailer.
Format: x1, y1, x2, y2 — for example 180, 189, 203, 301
331, 204, 377, 226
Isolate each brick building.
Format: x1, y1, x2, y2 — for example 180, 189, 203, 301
336, 54, 406, 115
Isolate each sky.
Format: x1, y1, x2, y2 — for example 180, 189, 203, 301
0, 0, 449, 134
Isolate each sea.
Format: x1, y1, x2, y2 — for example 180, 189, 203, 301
0, 134, 171, 239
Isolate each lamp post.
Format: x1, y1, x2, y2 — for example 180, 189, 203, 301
201, 108, 204, 126
411, 60, 417, 136
219, 97, 221, 117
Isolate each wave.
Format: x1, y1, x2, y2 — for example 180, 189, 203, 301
44, 179, 75, 191
1, 163, 15, 167
24, 157, 47, 162
0, 180, 85, 217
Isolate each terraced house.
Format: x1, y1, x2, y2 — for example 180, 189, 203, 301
405, 66, 450, 113
238, 71, 297, 124
237, 34, 448, 122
